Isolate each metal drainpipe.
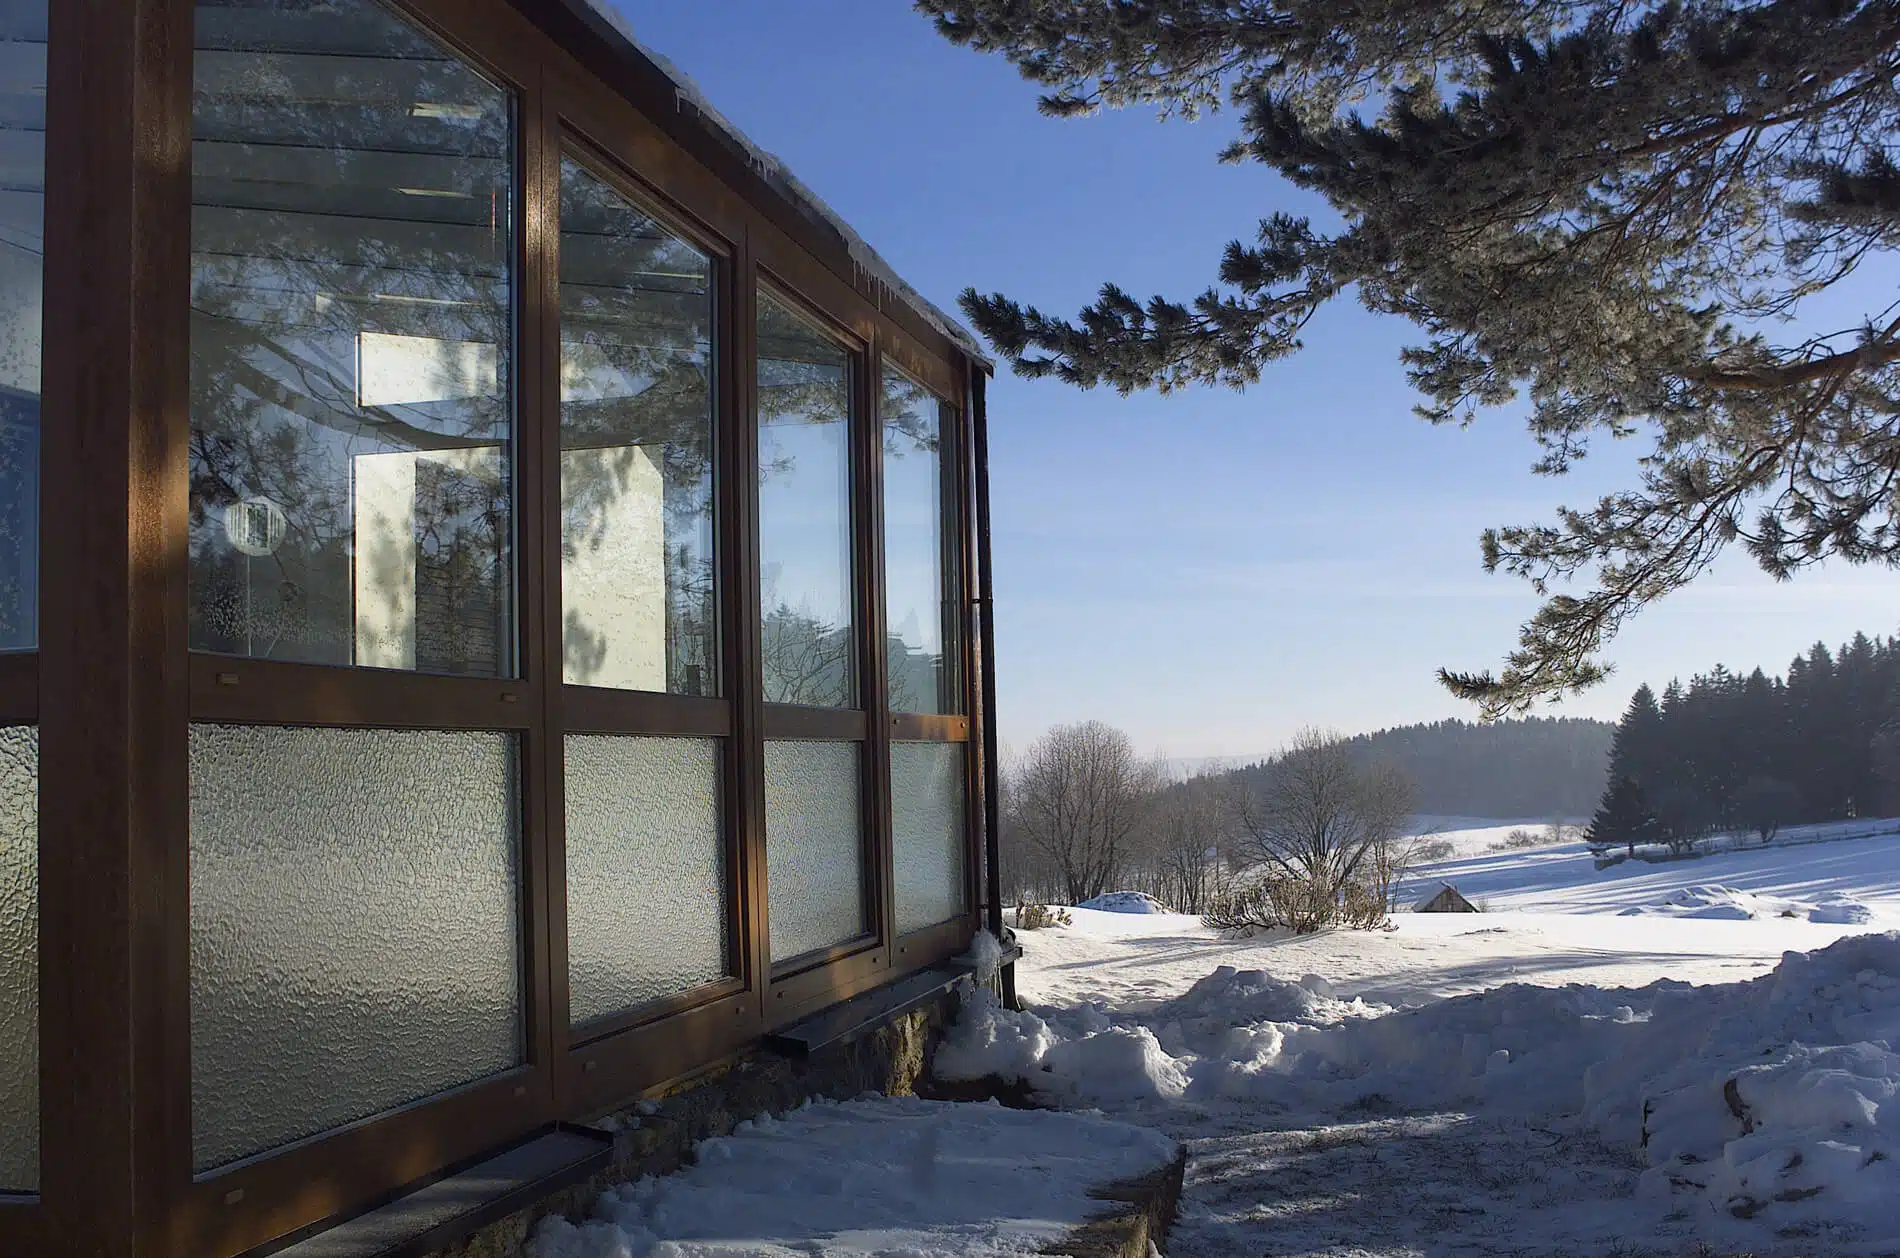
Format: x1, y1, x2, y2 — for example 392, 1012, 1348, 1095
970, 364, 1016, 1008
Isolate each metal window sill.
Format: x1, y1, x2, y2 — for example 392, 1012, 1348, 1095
251, 1123, 612, 1258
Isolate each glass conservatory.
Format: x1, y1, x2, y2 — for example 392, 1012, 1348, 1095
0, 0, 999, 1254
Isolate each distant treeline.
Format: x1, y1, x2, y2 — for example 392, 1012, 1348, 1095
1221, 717, 1613, 820
1591, 631, 1900, 851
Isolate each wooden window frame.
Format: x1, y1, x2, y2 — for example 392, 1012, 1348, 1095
877, 359, 982, 968
15, 0, 990, 1254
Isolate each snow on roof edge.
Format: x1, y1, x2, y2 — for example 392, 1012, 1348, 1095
572, 0, 994, 371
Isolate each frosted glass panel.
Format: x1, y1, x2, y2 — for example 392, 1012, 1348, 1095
188, 0, 516, 675
565, 736, 727, 1025
892, 741, 966, 935
188, 725, 521, 1172
0, 727, 35, 1191
764, 740, 863, 962
0, 4, 44, 651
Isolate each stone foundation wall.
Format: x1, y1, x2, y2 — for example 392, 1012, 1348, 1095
427, 988, 960, 1258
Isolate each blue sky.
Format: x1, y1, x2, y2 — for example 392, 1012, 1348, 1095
616, 1, 1900, 759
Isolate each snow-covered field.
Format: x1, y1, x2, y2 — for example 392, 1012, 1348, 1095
946, 823, 1900, 1257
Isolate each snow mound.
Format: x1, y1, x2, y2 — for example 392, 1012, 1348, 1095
1809, 892, 1877, 925
936, 933, 1900, 1239
1076, 891, 1171, 914
532, 1096, 1179, 1258
1619, 883, 1876, 925
957, 929, 1005, 984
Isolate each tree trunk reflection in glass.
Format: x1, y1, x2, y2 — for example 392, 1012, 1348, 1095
187, 0, 516, 676
0, 2, 44, 652
755, 293, 854, 708
558, 159, 716, 695
880, 368, 960, 715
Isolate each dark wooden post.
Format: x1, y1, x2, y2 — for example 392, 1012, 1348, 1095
37, 2, 193, 1255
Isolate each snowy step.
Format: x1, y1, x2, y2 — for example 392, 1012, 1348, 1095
531, 1097, 1185, 1258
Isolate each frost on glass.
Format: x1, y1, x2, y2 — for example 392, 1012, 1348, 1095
891, 741, 966, 935
188, 725, 522, 1172
565, 736, 727, 1026
764, 740, 864, 962
188, 0, 516, 676
560, 160, 717, 697
881, 368, 960, 715
756, 294, 854, 708
0, 727, 35, 1191
0, 4, 45, 651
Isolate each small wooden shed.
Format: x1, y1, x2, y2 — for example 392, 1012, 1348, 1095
1414, 882, 1480, 913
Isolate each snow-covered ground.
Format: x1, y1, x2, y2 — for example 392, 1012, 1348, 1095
532, 1097, 1178, 1258
943, 823, 1900, 1257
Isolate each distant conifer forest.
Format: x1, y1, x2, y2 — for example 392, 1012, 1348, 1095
1223, 717, 1614, 820
1588, 630, 1900, 853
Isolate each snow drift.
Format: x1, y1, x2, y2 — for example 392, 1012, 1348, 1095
1617, 882, 1876, 924
935, 933, 1900, 1238
1075, 891, 1171, 914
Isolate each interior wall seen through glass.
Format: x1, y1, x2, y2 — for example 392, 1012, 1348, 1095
756, 294, 854, 709
881, 369, 959, 715
187, 0, 516, 677
891, 740, 966, 935
559, 159, 716, 695
764, 738, 864, 962
0, 726, 36, 1192
565, 735, 728, 1026
0, 3, 45, 651
188, 724, 523, 1172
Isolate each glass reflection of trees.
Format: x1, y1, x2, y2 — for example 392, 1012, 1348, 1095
188, 0, 514, 676
558, 159, 715, 696
0, 3, 44, 652
755, 294, 855, 709
880, 368, 959, 715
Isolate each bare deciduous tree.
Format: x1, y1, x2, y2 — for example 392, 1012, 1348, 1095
1217, 729, 1414, 933
1010, 720, 1161, 905
1135, 776, 1231, 915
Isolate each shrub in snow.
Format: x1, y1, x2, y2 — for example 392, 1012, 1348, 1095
1413, 838, 1456, 863
1012, 899, 1071, 930
1203, 868, 1394, 934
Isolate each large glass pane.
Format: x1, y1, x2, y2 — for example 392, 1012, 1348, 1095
189, 0, 515, 676
881, 368, 960, 714
560, 160, 716, 696
0, 5, 44, 651
0, 727, 35, 1191
565, 735, 727, 1025
188, 725, 521, 1172
891, 740, 966, 935
756, 294, 854, 708
764, 739, 863, 961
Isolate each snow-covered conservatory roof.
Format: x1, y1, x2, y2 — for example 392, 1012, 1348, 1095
556, 0, 992, 370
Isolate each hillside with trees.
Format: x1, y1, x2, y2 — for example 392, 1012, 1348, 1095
1227, 717, 1613, 820
1589, 630, 1900, 853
